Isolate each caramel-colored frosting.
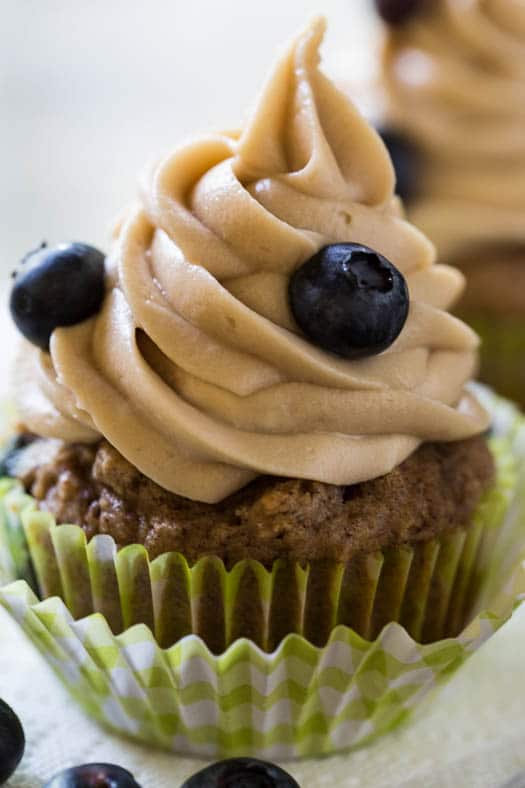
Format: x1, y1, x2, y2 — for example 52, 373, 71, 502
383, 0, 525, 261
14, 18, 488, 503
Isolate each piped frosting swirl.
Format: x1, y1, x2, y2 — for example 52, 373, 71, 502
14, 18, 488, 503
383, 0, 525, 261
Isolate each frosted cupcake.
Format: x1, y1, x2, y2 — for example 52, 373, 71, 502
1, 17, 525, 759
378, 0, 525, 404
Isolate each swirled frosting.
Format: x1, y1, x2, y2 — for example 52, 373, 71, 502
14, 18, 489, 503
382, 0, 525, 261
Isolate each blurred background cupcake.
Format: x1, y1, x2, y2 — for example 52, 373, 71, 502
377, 0, 525, 406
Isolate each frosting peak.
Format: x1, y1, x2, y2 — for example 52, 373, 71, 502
234, 18, 394, 205
14, 18, 489, 503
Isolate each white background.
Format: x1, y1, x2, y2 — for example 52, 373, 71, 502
0, 0, 378, 275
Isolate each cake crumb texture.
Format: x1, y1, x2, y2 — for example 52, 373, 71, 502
21, 436, 495, 566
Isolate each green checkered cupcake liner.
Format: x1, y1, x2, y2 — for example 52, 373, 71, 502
1, 386, 525, 758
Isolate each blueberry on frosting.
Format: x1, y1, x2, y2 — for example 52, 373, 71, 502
10, 242, 105, 351
289, 243, 409, 360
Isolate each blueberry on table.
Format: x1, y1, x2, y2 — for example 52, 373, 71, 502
10, 242, 106, 351
42, 763, 142, 788
289, 243, 409, 360
0, 698, 25, 785
377, 127, 419, 203
180, 758, 300, 787
374, 0, 430, 26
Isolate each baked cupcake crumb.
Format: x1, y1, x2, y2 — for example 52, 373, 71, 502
20, 435, 495, 566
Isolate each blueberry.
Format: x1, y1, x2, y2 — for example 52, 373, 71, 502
289, 243, 409, 360
180, 758, 300, 788
377, 128, 419, 203
0, 698, 25, 784
43, 763, 141, 788
10, 242, 106, 351
374, 0, 429, 26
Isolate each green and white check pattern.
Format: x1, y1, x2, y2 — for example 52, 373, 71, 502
1, 387, 525, 758
2, 572, 524, 759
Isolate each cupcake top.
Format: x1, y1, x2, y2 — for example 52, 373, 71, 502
382, 0, 525, 261
14, 18, 488, 504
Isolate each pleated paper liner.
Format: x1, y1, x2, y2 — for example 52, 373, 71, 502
0, 440, 516, 652
1, 386, 525, 757
461, 312, 525, 407
1, 559, 525, 758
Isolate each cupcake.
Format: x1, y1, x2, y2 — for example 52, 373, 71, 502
378, 0, 525, 404
1, 17, 525, 759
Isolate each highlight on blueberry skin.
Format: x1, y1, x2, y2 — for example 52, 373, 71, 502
10, 242, 106, 351
377, 127, 419, 203
42, 762, 142, 788
289, 243, 409, 361
180, 757, 300, 787
0, 698, 25, 785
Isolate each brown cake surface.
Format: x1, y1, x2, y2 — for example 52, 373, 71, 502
17, 435, 495, 566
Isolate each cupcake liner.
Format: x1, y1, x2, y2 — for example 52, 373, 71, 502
1, 386, 525, 758
460, 312, 525, 407
0, 439, 515, 651
2, 572, 525, 759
